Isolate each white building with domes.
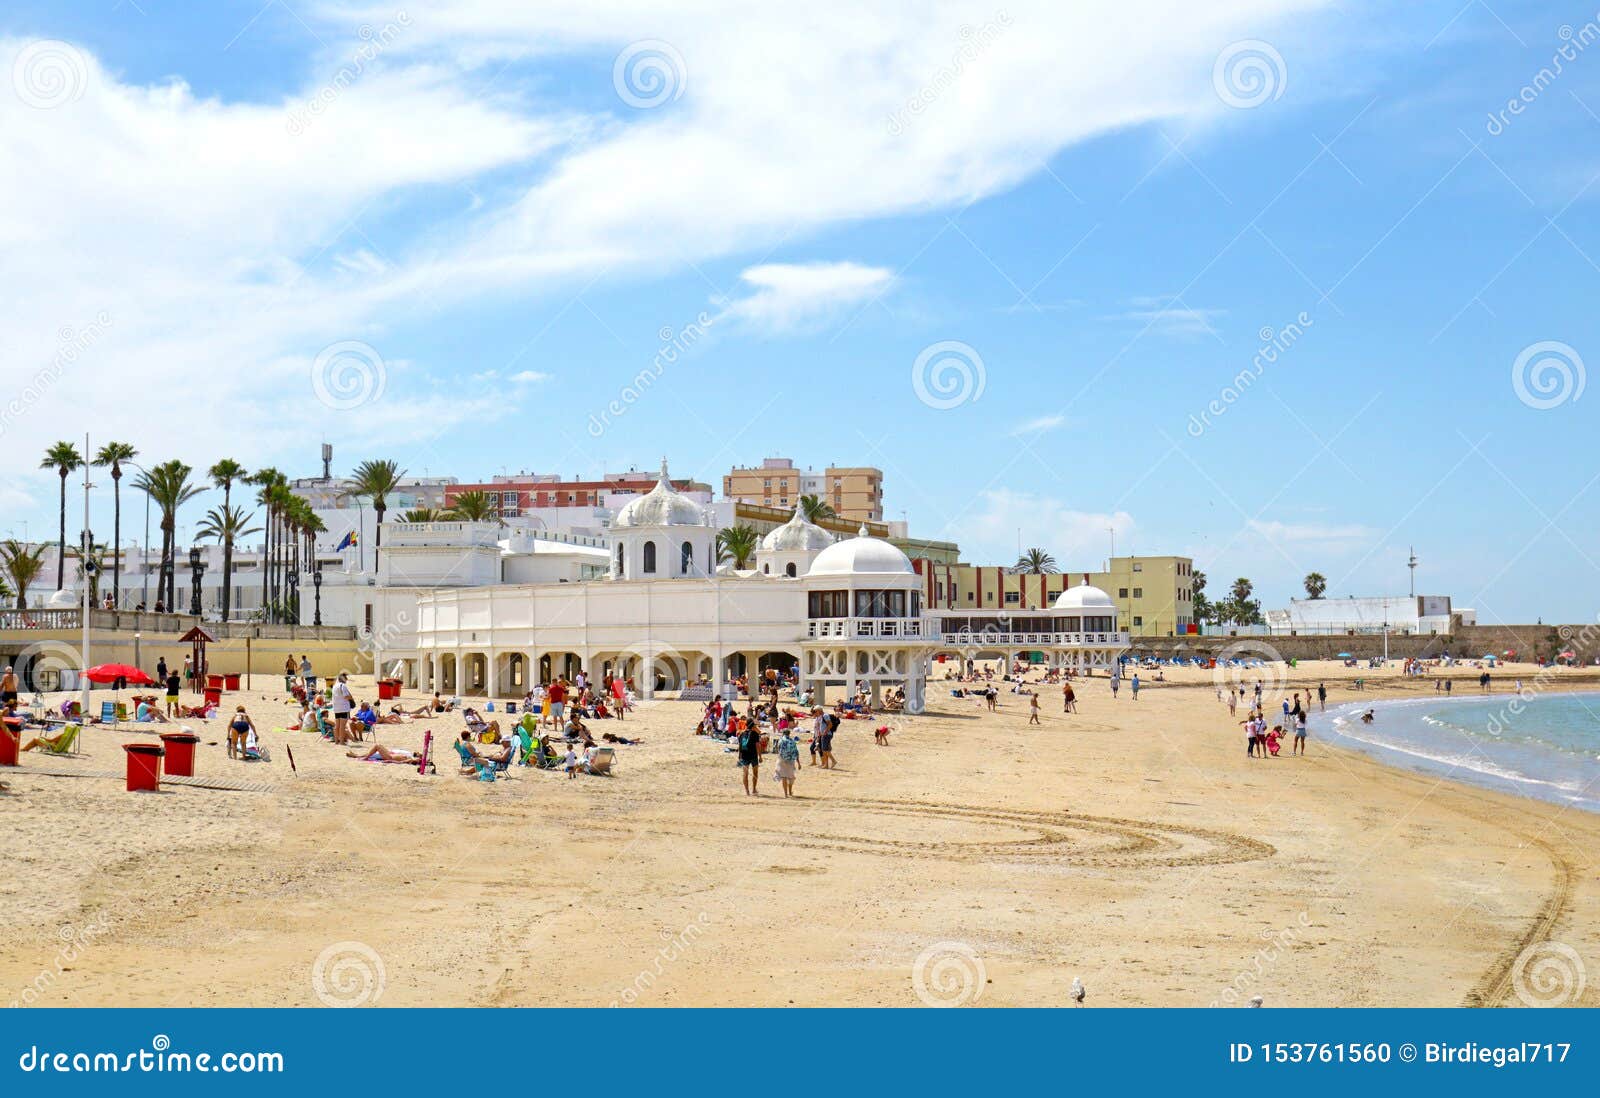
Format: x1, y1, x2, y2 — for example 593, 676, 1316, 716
317, 462, 1126, 706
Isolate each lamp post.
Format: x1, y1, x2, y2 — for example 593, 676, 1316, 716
313, 564, 323, 627
188, 545, 205, 618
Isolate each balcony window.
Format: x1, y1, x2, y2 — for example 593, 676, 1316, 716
1133, 587, 1142, 599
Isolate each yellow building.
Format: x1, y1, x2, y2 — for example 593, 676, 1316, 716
723, 458, 884, 523
912, 556, 1197, 637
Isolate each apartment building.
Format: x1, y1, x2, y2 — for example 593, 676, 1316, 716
911, 555, 1197, 636
723, 458, 884, 523
446, 469, 711, 520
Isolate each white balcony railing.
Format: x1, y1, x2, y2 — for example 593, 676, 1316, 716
938, 630, 1129, 648
806, 617, 927, 640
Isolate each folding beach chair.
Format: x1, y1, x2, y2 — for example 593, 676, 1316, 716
585, 747, 615, 776
25, 723, 81, 756
98, 700, 118, 725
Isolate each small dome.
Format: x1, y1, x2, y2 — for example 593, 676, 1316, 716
612, 461, 706, 529
1054, 582, 1115, 610
761, 505, 834, 552
46, 588, 78, 608
808, 526, 913, 576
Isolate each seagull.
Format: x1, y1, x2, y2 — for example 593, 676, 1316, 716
1070, 977, 1086, 1005
1247, 996, 1263, 1008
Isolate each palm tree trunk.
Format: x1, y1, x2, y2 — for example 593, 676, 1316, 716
56, 471, 67, 589
374, 503, 385, 570
259, 502, 270, 621
111, 469, 122, 607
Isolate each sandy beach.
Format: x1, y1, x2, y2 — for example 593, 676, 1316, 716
3, 660, 1597, 1008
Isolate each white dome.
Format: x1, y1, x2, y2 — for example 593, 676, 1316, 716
1054, 582, 1115, 610
808, 527, 913, 576
46, 588, 78, 608
612, 461, 706, 529
761, 505, 834, 552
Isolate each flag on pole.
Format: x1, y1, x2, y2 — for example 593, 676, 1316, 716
336, 530, 358, 551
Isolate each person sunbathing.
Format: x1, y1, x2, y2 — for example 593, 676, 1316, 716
601, 732, 642, 745
462, 708, 502, 741
452, 732, 482, 775
477, 736, 515, 769
135, 700, 171, 723
347, 743, 421, 764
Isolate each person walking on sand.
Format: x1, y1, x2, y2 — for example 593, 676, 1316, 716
1317, 682, 1327, 711
1227, 689, 1237, 717
1063, 681, 1076, 714
1029, 692, 1041, 725
299, 654, 312, 687
164, 667, 182, 718
1293, 712, 1307, 756
1110, 674, 1120, 699
738, 720, 762, 796
283, 655, 296, 691
776, 727, 800, 798
1130, 673, 1140, 700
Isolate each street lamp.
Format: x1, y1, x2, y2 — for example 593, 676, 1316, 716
188, 545, 205, 617
313, 563, 323, 627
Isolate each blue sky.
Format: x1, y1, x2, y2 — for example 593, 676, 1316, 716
1, 1, 1596, 622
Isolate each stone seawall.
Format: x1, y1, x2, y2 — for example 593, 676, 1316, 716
1133, 623, 1583, 663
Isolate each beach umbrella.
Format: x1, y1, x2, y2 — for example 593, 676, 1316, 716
83, 663, 156, 686
1335, 652, 1353, 659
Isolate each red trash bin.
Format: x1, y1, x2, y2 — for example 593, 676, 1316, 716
0, 718, 21, 767
206, 674, 224, 690
224, 673, 241, 691
204, 686, 222, 707
159, 732, 200, 777
122, 743, 165, 792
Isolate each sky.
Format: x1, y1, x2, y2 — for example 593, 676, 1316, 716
0, 0, 1596, 623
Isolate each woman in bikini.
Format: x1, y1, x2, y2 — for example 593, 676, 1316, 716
227, 706, 256, 761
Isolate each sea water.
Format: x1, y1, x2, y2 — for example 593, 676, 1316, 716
1321, 690, 1600, 813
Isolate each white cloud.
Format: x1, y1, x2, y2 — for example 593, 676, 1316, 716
0, 0, 1339, 524
717, 261, 894, 331
1010, 413, 1066, 436
1118, 296, 1226, 336
510, 370, 553, 383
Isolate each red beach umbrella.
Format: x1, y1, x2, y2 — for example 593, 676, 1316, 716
83, 663, 157, 686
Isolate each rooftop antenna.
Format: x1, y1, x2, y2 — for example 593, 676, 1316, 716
1408, 546, 1418, 598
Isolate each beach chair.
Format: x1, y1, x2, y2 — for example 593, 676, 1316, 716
585, 747, 615, 776
25, 723, 81, 756
98, 700, 118, 725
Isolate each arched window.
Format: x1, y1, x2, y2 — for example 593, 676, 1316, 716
614, 542, 625, 578
681, 540, 694, 575
785, 562, 797, 577
643, 541, 657, 574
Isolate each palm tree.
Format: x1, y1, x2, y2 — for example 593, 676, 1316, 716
249, 468, 285, 620
1303, 572, 1328, 600
0, 540, 47, 609
67, 541, 107, 605
207, 459, 249, 620
93, 442, 137, 606
1013, 547, 1058, 574
716, 524, 760, 569
347, 459, 406, 569
400, 508, 441, 523
798, 494, 836, 524
265, 483, 297, 621
446, 490, 500, 522
198, 505, 261, 621
134, 461, 206, 610
39, 441, 84, 589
